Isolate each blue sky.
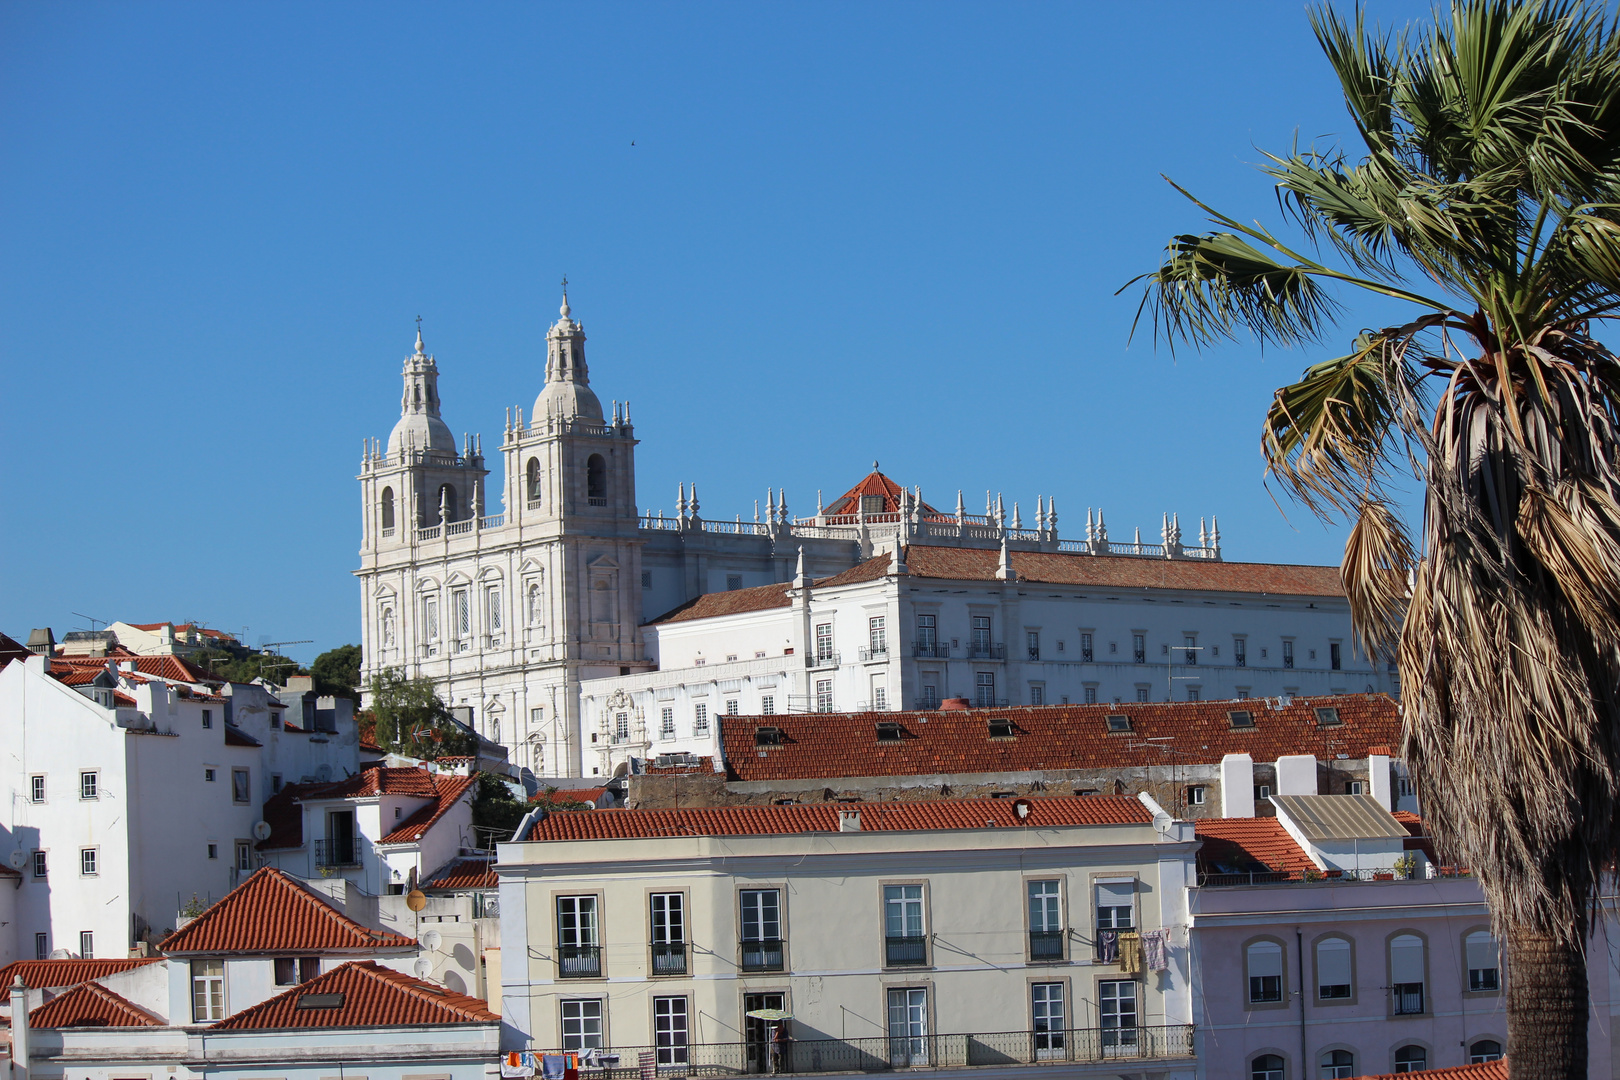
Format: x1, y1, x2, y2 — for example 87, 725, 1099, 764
1, 1, 1432, 666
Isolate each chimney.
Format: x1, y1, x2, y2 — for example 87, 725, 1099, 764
838, 808, 862, 832
24, 629, 54, 657
11, 974, 29, 1080
1220, 754, 1255, 818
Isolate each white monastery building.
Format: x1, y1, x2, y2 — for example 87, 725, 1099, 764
357, 292, 1396, 779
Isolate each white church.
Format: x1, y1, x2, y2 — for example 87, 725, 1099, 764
356, 292, 1396, 779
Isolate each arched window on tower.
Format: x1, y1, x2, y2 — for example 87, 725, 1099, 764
380, 487, 395, 533
437, 483, 457, 524
586, 454, 607, 506
527, 458, 543, 508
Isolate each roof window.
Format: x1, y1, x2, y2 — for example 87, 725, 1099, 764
295, 993, 345, 1010
876, 721, 903, 743
1227, 709, 1255, 730
1105, 714, 1132, 733
987, 719, 1015, 739
1314, 707, 1343, 728
754, 726, 784, 747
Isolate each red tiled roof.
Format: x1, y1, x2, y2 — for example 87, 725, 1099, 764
380, 773, 478, 843
0, 958, 159, 990
159, 867, 414, 954
1365, 1062, 1504, 1080
822, 470, 943, 519
424, 857, 498, 891
651, 582, 792, 624
642, 756, 716, 774
530, 787, 606, 806
28, 981, 163, 1029
720, 694, 1400, 782
435, 755, 475, 765
527, 795, 1150, 841
54, 653, 218, 685
309, 766, 440, 799
902, 545, 1344, 596
360, 738, 386, 755
1194, 818, 1314, 874
213, 960, 498, 1030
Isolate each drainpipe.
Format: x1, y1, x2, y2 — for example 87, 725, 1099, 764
10, 975, 28, 1080
1296, 928, 1307, 1075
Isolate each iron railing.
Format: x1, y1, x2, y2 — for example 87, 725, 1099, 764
807, 652, 840, 669
885, 936, 928, 967
650, 942, 688, 976
859, 646, 889, 662
1028, 931, 1065, 962
1196, 866, 1471, 887
912, 642, 950, 658
314, 838, 361, 867
967, 642, 1005, 660
739, 938, 784, 973
558, 944, 602, 978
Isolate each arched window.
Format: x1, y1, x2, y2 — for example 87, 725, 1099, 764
1469, 1040, 1503, 1064
587, 453, 607, 505
437, 483, 457, 524
1251, 1055, 1285, 1080
1465, 930, 1500, 991
1394, 1045, 1427, 1073
1318, 1049, 1353, 1079
526, 458, 542, 507
1246, 941, 1283, 1004
1316, 937, 1352, 999
380, 487, 395, 531
1390, 934, 1426, 1014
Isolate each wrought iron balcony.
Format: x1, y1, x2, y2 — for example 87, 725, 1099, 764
807, 651, 840, 669
558, 944, 602, 978
650, 941, 688, 976
967, 642, 1005, 660
912, 642, 950, 658
885, 935, 928, 967
739, 938, 784, 972
859, 646, 890, 662
1028, 930, 1065, 961
314, 838, 361, 868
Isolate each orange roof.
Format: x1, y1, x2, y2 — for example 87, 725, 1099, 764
28, 981, 163, 1029
527, 795, 1150, 841
425, 857, 498, 891
650, 581, 791, 624
213, 960, 498, 1030
308, 766, 440, 799
160, 867, 414, 954
822, 470, 943, 519
903, 545, 1343, 596
1365, 1061, 1504, 1080
1194, 818, 1313, 874
530, 787, 606, 805
719, 694, 1399, 782
53, 654, 217, 685
0, 958, 159, 990
643, 756, 716, 774
380, 773, 477, 843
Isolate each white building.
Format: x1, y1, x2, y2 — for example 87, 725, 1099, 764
356, 293, 1391, 779
497, 794, 1198, 1079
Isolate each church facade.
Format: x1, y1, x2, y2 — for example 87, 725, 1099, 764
357, 294, 1391, 779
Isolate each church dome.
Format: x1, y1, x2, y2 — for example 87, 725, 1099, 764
533, 380, 604, 423
387, 409, 456, 456
386, 330, 458, 455
533, 294, 603, 422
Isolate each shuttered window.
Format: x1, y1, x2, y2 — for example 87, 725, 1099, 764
1317, 938, 1352, 998
1247, 941, 1282, 1003
1466, 931, 1499, 991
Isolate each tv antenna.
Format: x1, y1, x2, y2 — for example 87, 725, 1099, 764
71, 612, 107, 632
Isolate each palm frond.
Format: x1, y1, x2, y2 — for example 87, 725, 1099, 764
1341, 498, 1417, 660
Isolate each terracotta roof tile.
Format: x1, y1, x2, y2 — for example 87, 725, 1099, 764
424, 857, 498, 891
650, 582, 792, 624
530, 787, 607, 806
306, 766, 440, 799
160, 867, 413, 954
53, 654, 218, 685
1365, 1061, 1504, 1080
642, 755, 716, 774
0, 958, 159, 990
527, 795, 1149, 841
902, 545, 1344, 596
380, 774, 477, 844
1194, 818, 1314, 874
213, 960, 498, 1030
28, 981, 163, 1029
720, 694, 1399, 782
822, 471, 943, 520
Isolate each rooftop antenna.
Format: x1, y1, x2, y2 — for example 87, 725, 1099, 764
71, 612, 107, 632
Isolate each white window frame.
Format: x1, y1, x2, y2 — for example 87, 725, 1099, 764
560, 998, 604, 1051
80, 771, 98, 800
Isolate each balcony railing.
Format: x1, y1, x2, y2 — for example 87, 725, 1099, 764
739, 938, 784, 972
807, 652, 840, 669
1196, 866, 1472, 887
582, 1025, 1194, 1075
558, 944, 602, 978
912, 642, 950, 658
650, 941, 688, 976
967, 642, 1006, 660
314, 838, 361, 867
1393, 983, 1424, 1015
859, 646, 889, 662
1028, 930, 1065, 961
885, 935, 928, 967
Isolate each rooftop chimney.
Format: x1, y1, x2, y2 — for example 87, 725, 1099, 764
25, 628, 54, 656
839, 808, 862, 832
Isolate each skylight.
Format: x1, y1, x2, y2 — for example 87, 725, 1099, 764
1105, 714, 1132, 732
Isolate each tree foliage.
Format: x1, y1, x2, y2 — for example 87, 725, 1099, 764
365, 668, 478, 758
470, 772, 529, 845
311, 644, 362, 701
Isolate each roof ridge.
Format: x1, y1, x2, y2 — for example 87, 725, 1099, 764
214, 959, 498, 1030
29, 979, 164, 1028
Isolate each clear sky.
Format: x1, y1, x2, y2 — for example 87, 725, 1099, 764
1, 1, 1433, 666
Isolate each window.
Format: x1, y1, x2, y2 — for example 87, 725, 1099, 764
660, 707, 675, 738
726, 699, 739, 716
884, 885, 927, 966
79, 931, 93, 959
1028, 880, 1063, 960
1096, 881, 1134, 930
1466, 930, 1500, 991
916, 614, 937, 653
32, 850, 46, 878
381, 485, 396, 529
80, 771, 98, 799
651, 893, 686, 975
232, 769, 250, 804
613, 712, 629, 741
1136, 686, 1150, 703
877, 721, 903, 743
34, 933, 47, 961
453, 588, 470, 640
1330, 642, 1342, 670
641, 570, 652, 589
526, 458, 542, 506
1083, 686, 1098, 705
1106, 714, 1132, 732
1394, 1045, 1427, 1073
202, 708, 213, 729
761, 695, 775, 715
870, 617, 887, 655
30, 775, 44, 803
1184, 636, 1198, 664
1344, 780, 1364, 795
1470, 1040, 1503, 1063
975, 671, 995, 707
487, 585, 503, 633
972, 616, 992, 653
921, 684, 938, 709
1029, 684, 1044, 706
1317, 937, 1352, 999
275, 957, 319, 985
424, 595, 440, 641
560, 999, 604, 1050
1391, 934, 1425, 1014
1031, 982, 1065, 1053
586, 454, 607, 504
236, 841, 252, 872
816, 679, 834, 712
192, 959, 225, 1022
80, 848, 97, 876
1315, 707, 1343, 727
1027, 631, 1040, 660
1251, 1055, 1285, 1080
1186, 785, 1205, 806
1282, 640, 1294, 668
1228, 709, 1255, 729
1080, 632, 1094, 661
815, 623, 834, 661
1234, 638, 1247, 667
726, 574, 743, 592
1099, 980, 1137, 1048
1247, 940, 1283, 1003
694, 703, 709, 735
888, 987, 930, 1065
654, 996, 689, 1065
740, 888, 784, 971
557, 896, 601, 978
1319, 1049, 1353, 1078
1187, 686, 1200, 701
1255, 784, 1272, 801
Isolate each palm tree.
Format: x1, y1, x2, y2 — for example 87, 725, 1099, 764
1126, 2, 1620, 1075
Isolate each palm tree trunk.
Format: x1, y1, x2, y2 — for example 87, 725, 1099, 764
1506, 931, 1587, 1080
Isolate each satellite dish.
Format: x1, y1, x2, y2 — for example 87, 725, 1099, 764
420, 928, 442, 951
1011, 798, 1034, 822
8, 851, 25, 870
413, 957, 433, 978
405, 889, 427, 913
252, 821, 273, 841
1152, 810, 1174, 834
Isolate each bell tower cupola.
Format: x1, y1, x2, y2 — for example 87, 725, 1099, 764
388, 328, 457, 455
532, 286, 604, 423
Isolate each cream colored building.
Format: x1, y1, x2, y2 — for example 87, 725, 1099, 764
496, 795, 1197, 1079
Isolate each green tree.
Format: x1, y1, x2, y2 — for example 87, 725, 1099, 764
1127, 3, 1620, 1074
470, 772, 529, 846
311, 644, 362, 701
189, 646, 307, 686
366, 668, 477, 758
